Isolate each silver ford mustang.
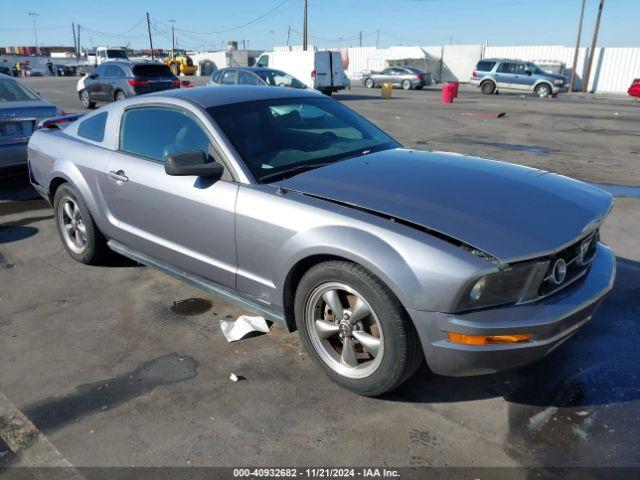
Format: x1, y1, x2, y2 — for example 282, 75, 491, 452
28, 86, 615, 396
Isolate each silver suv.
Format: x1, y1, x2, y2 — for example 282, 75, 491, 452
470, 59, 568, 97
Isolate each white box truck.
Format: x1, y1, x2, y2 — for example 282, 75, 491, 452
255, 50, 348, 95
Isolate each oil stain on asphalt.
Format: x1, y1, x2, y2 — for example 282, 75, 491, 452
22, 354, 198, 433
170, 298, 213, 316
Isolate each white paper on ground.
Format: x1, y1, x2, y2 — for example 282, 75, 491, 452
220, 315, 270, 342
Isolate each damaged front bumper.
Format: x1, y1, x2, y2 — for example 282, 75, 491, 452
408, 244, 616, 376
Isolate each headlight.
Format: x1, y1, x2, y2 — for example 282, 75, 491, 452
554, 79, 564, 85
457, 261, 549, 311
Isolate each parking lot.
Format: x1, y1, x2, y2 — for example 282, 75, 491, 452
1, 77, 639, 473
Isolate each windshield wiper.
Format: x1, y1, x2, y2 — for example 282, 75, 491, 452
259, 162, 334, 183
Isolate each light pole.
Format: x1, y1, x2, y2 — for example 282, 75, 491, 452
28, 12, 39, 47
169, 19, 176, 52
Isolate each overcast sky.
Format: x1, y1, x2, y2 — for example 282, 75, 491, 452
1, 0, 638, 50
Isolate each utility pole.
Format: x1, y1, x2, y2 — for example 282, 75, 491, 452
359, 31, 362, 47
28, 12, 39, 47
169, 20, 176, 52
146, 12, 155, 60
569, 0, 586, 92
303, 0, 308, 51
376, 29, 380, 49
72, 22, 78, 60
77, 25, 81, 58
582, 0, 604, 93
286, 25, 291, 47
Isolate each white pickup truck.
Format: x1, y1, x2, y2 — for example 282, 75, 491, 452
94, 47, 129, 65
255, 50, 349, 95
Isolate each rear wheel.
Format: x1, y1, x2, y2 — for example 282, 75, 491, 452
480, 80, 496, 95
54, 184, 108, 265
294, 261, 423, 396
115, 90, 126, 101
535, 83, 552, 98
401, 79, 412, 90
79, 89, 95, 109
364, 78, 375, 89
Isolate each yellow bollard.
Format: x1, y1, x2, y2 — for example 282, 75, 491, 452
381, 82, 393, 99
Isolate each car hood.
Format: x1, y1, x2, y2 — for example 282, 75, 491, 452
0, 100, 57, 119
543, 72, 568, 82
277, 149, 613, 262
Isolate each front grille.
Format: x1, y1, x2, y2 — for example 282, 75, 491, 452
0, 118, 35, 145
538, 231, 598, 297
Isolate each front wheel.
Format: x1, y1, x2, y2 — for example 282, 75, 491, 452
294, 261, 423, 396
401, 79, 412, 90
79, 89, 95, 109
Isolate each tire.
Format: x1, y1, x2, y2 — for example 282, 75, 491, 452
534, 83, 552, 98
401, 79, 412, 90
169, 62, 180, 76
321, 89, 333, 97
79, 89, 95, 109
480, 80, 496, 95
115, 90, 126, 101
53, 184, 108, 265
364, 78, 375, 89
294, 261, 423, 396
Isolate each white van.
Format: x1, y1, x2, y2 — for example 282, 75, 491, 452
255, 50, 348, 95
95, 47, 129, 65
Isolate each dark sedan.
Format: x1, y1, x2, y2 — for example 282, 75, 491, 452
0, 74, 60, 170
77, 61, 180, 109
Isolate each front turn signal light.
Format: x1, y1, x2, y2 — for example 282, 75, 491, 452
447, 333, 532, 345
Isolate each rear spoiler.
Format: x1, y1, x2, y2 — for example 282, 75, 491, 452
37, 113, 85, 130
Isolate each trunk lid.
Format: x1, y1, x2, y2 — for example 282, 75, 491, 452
0, 101, 57, 145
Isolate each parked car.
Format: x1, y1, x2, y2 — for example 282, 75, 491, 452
76, 61, 180, 109
0, 65, 10, 76
28, 86, 615, 396
628, 78, 640, 98
255, 50, 348, 95
470, 59, 568, 97
0, 74, 60, 169
362, 66, 432, 90
24, 66, 44, 77
207, 67, 308, 90
53, 64, 75, 76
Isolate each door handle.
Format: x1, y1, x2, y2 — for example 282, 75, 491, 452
109, 170, 128, 182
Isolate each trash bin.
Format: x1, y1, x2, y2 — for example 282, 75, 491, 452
451, 82, 459, 98
441, 84, 453, 104
381, 82, 393, 99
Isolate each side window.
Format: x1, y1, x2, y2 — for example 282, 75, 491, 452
120, 107, 213, 163
105, 65, 119, 77
256, 55, 269, 67
93, 65, 106, 77
220, 70, 237, 85
238, 71, 259, 85
381, 68, 393, 75
114, 66, 126, 78
78, 112, 108, 142
497, 62, 514, 73
476, 61, 496, 72
211, 70, 221, 83
514, 63, 527, 74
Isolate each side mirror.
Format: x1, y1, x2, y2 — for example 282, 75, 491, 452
164, 150, 224, 179
88, 73, 97, 79
525, 70, 532, 76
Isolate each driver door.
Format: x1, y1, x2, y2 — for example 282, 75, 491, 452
98, 104, 238, 288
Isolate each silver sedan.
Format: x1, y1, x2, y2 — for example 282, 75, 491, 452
28, 86, 615, 396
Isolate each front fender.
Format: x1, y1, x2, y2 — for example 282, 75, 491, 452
274, 225, 426, 311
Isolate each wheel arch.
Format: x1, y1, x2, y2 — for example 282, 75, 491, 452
534, 80, 553, 93
480, 78, 496, 88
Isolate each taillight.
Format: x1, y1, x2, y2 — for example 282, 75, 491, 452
128, 78, 150, 88
311, 69, 316, 78
472, 71, 477, 77
417, 73, 425, 80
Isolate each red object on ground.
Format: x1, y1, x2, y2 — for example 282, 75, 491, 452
180, 80, 195, 88
451, 82, 459, 98
628, 78, 640, 98
441, 83, 454, 104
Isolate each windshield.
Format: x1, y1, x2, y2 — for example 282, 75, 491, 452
208, 97, 399, 182
106, 50, 128, 59
255, 70, 307, 89
0, 78, 40, 102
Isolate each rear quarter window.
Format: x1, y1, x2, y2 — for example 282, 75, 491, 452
476, 61, 496, 72
77, 112, 108, 143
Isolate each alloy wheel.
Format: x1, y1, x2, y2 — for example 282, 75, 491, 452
305, 282, 384, 379
57, 196, 87, 255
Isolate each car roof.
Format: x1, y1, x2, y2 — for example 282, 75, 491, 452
151, 85, 318, 108
101, 60, 163, 68
219, 67, 280, 73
